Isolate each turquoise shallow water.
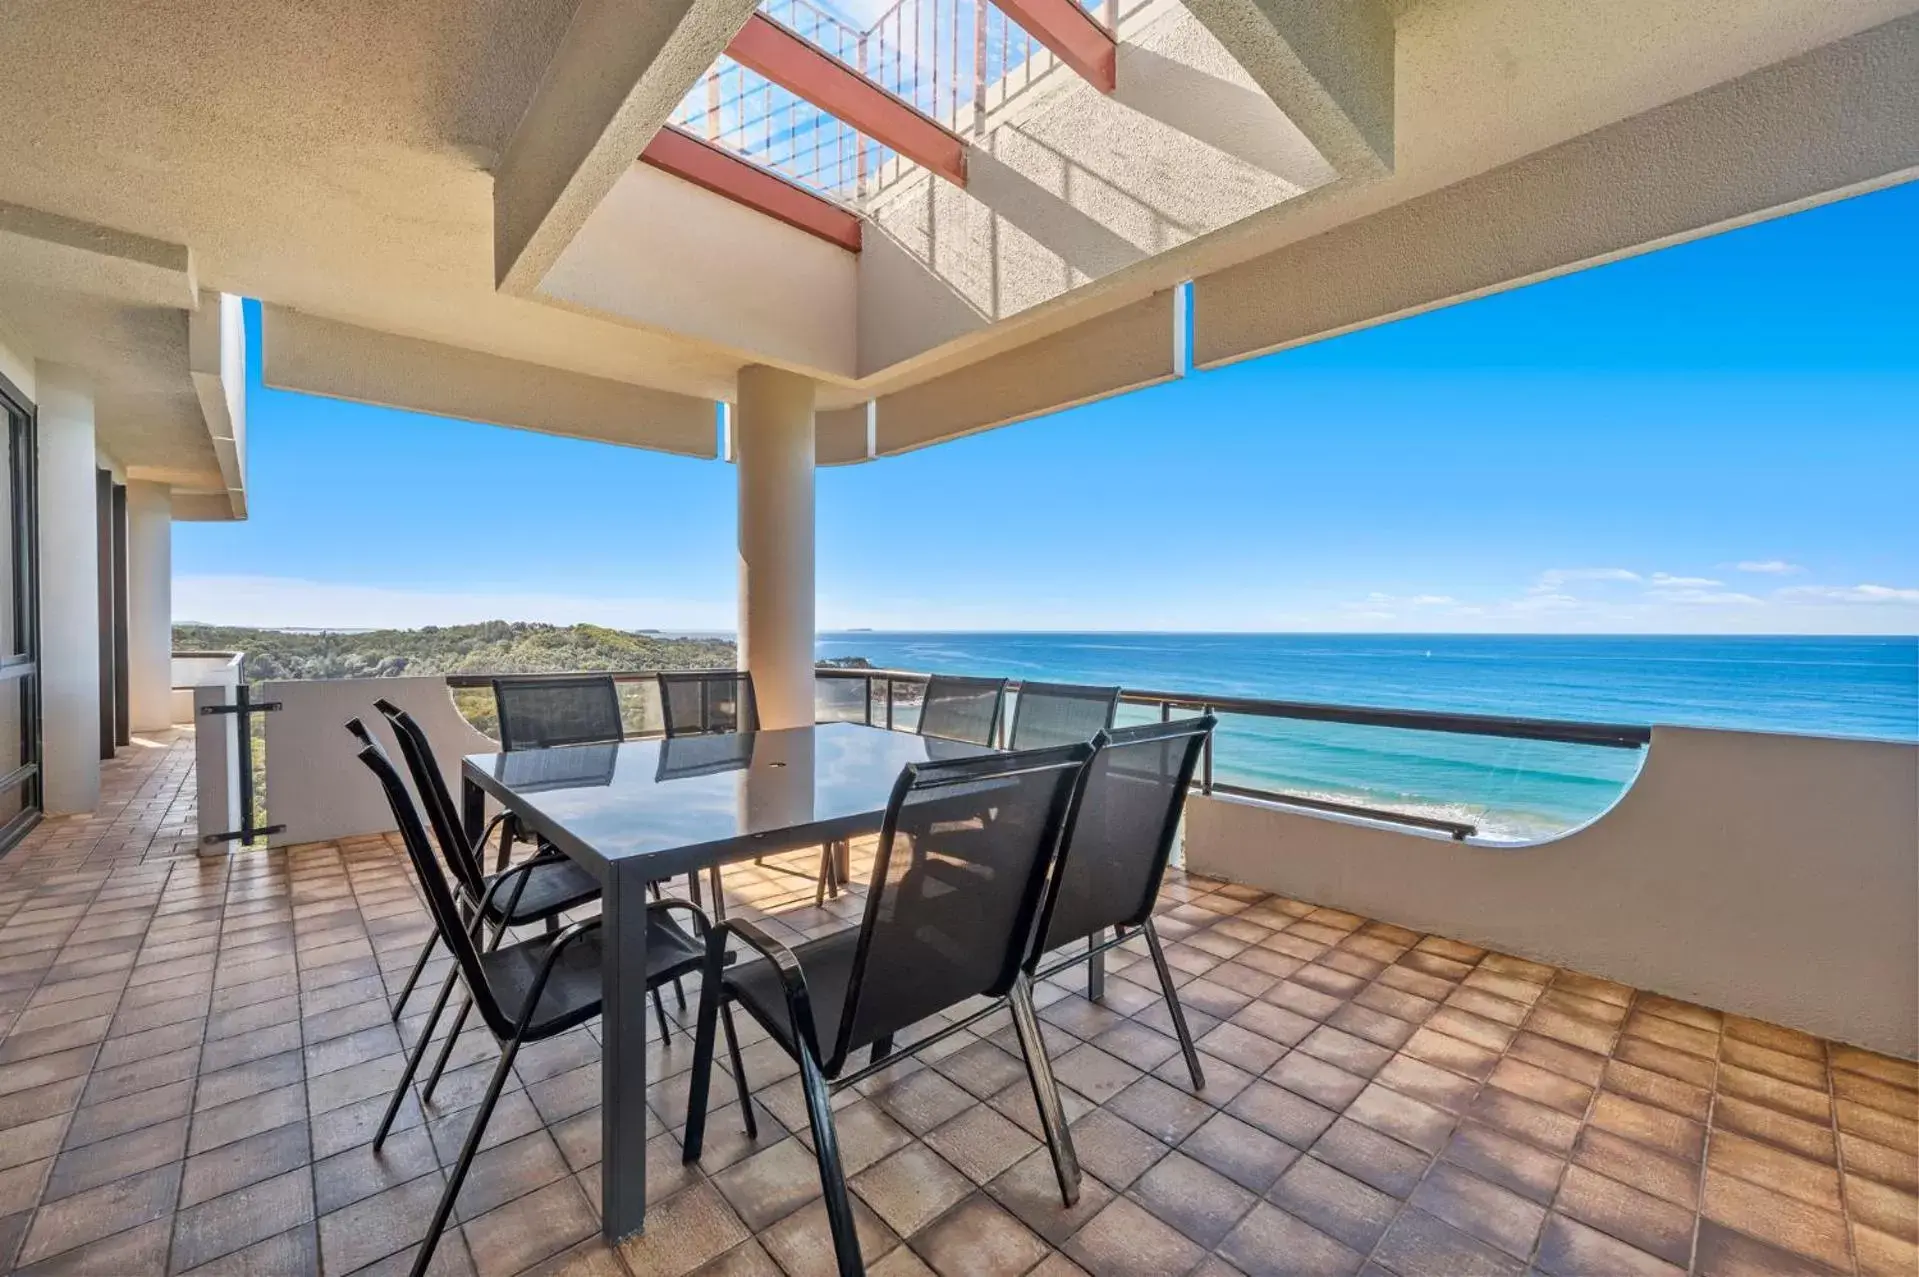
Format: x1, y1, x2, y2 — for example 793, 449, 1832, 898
814, 633, 1918, 842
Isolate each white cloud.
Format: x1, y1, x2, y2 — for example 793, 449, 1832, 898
1778, 583, 1919, 604
1732, 560, 1805, 575
1649, 573, 1723, 588
1356, 592, 1457, 607
174, 574, 734, 632
1647, 588, 1763, 606
1536, 568, 1640, 590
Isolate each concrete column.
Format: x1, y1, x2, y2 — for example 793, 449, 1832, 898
35, 365, 101, 814
125, 481, 173, 732
735, 365, 816, 730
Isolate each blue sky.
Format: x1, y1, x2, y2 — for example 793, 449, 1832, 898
176, 180, 1919, 634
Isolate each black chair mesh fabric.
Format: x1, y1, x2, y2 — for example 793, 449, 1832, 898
493, 677, 624, 751
658, 672, 758, 737
354, 734, 519, 1038
381, 704, 489, 899
916, 675, 1007, 746
1040, 719, 1210, 953
1009, 682, 1121, 750
836, 749, 1085, 1065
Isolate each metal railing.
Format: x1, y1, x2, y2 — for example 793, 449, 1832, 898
814, 667, 1649, 840
672, 0, 1136, 201
443, 666, 1650, 841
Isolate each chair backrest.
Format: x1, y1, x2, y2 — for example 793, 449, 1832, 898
348, 720, 516, 1038
829, 743, 1092, 1072
657, 671, 758, 738
373, 699, 486, 899
493, 675, 624, 751
1034, 716, 1214, 959
1008, 681, 1122, 750
916, 674, 1008, 746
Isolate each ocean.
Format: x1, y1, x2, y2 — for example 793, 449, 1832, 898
813, 633, 1918, 843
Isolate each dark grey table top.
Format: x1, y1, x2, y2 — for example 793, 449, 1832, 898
462, 721, 994, 877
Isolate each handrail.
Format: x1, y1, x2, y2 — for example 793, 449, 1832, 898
435, 664, 1649, 843
811, 665, 1652, 749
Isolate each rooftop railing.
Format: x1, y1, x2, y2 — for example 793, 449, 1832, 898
671, 0, 1130, 201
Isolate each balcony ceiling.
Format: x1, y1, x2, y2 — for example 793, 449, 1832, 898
0, 0, 1911, 471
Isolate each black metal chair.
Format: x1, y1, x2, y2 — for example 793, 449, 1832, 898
364, 701, 602, 1033
361, 704, 656, 1111
1031, 716, 1216, 1089
490, 675, 626, 871
682, 744, 1096, 1277
658, 670, 758, 737
349, 723, 752, 1277
916, 673, 1007, 746
1008, 681, 1122, 749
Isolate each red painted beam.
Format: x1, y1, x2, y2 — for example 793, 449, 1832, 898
641, 125, 863, 252
727, 13, 968, 187
995, 0, 1117, 92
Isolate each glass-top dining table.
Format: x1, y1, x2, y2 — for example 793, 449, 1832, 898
458, 721, 995, 1243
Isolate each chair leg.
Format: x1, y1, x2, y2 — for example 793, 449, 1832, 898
1086, 929, 1106, 1003
653, 988, 672, 1043
707, 865, 727, 922
796, 1044, 863, 1277
814, 844, 835, 908
420, 996, 472, 1104
1143, 919, 1205, 1091
494, 815, 516, 874
681, 950, 725, 1163
409, 1033, 522, 1277
720, 1002, 757, 1139
1008, 974, 1081, 1207
868, 1035, 894, 1068
376, 965, 459, 1148
390, 931, 437, 1023
671, 976, 687, 1011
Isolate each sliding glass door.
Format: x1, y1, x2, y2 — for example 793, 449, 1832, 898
0, 370, 40, 850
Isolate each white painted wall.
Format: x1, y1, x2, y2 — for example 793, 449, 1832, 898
542, 164, 859, 378
125, 481, 173, 730
0, 329, 34, 401
34, 363, 100, 813
262, 676, 499, 848
1185, 726, 1919, 1058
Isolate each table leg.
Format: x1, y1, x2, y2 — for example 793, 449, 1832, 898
601, 860, 650, 1242
461, 775, 485, 847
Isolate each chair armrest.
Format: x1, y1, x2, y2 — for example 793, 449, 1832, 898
513, 917, 605, 1033
647, 896, 715, 937
715, 917, 824, 1053
474, 858, 541, 927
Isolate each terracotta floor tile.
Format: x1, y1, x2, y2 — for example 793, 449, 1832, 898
16, 1162, 181, 1268
1181, 1111, 1301, 1194
1409, 1160, 1547, 1260
1441, 1121, 1566, 1205
1701, 1166, 1853, 1270
1369, 1206, 1526, 1277
912, 1192, 1045, 1277
1715, 1094, 1839, 1163
1534, 1213, 1683, 1277
1267, 1156, 1398, 1253
1553, 1164, 1695, 1267
1218, 1201, 1363, 1277
1854, 1221, 1919, 1277
1571, 1127, 1698, 1209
